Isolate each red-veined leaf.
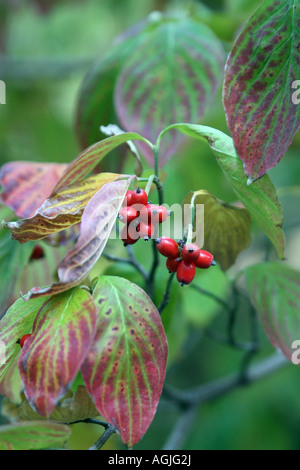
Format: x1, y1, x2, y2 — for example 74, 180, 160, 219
115, 14, 224, 166
18, 288, 97, 417
223, 0, 300, 181
0, 162, 67, 218
244, 262, 300, 362
0, 421, 71, 450
81, 276, 168, 447
4, 172, 120, 243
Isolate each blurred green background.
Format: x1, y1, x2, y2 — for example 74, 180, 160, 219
1, 0, 300, 450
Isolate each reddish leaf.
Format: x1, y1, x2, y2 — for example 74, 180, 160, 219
223, 0, 300, 181
25, 178, 133, 299
81, 276, 168, 447
18, 288, 97, 417
0, 162, 67, 218
115, 14, 224, 166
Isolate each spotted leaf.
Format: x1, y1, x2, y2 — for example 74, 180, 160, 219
81, 276, 168, 447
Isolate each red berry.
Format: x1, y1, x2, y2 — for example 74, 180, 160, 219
121, 225, 139, 246
181, 243, 200, 262
166, 257, 180, 273
118, 206, 138, 224
138, 222, 156, 241
130, 187, 148, 206
18, 334, 32, 348
176, 260, 196, 286
155, 237, 180, 258
195, 250, 215, 269
139, 203, 154, 223
122, 190, 133, 207
152, 205, 169, 223
30, 245, 44, 260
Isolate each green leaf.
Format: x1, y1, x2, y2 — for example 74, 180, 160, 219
19, 386, 99, 423
53, 133, 152, 192
183, 189, 251, 270
157, 123, 285, 258
81, 276, 168, 448
244, 262, 300, 362
223, 0, 300, 180
18, 288, 97, 417
0, 296, 48, 382
115, 13, 224, 166
26, 178, 133, 299
0, 231, 33, 314
5, 172, 121, 243
0, 421, 71, 450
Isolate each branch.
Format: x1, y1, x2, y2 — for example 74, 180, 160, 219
162, 352, 288, 450
0, 55, 92, 81
163, 352, 288, 408
103, 246, 149, 282
89, 423, 117, 450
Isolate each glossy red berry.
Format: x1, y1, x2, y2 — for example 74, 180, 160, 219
17, 334, 32, 348
176, 260, 196, 286
118, 206, 138, 224
166, 257, 180, 273
195, 250, 215, 269
138, 222, 156, 241
122, 190, 133, 207
130, 187, 148, 206
121, 225, 139, 246
152, 205, 169, 223
155, 237, 180, 258
30, 245, 44, 260
138, 203, 153, 223
181, 243, 200, 262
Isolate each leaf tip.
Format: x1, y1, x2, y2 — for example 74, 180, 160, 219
246, 176, 255, 186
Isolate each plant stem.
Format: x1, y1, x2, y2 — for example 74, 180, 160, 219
89, 423, 116, 450
153, 145, 159, 178
158, 272, 176, 314
103, 248, 149, 282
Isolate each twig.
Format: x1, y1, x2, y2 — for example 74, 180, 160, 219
89, 423, 117, 450
66, 418, 109, 427
103, 248, 149, 282
163, 352, 287, 408
158, 272, 176, 314
147, 239, 160, 299
0, 55, 92, 81
162, 352, 288, 449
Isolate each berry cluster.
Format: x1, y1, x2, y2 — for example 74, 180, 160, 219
155, 237, 215, 286
119, 188, 170, 246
